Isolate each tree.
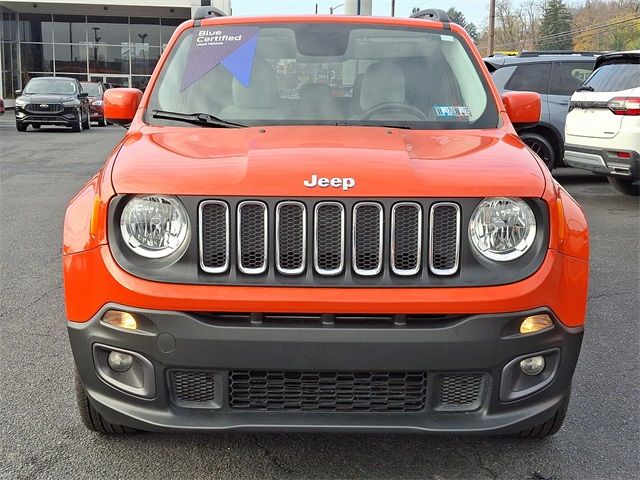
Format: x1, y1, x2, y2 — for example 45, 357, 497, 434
537, 0, 573, 50
446, 7, 480, 42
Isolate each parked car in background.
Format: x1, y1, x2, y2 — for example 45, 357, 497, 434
80, 81, 108, 126
486, 52, 598, 170
14, 77, 91, 132
0, 97, 4, 116
564, 51, 639, 196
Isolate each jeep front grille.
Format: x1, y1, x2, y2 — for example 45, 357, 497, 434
199, 199, 461, 278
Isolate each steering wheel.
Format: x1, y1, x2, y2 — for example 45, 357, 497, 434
359, 102, 430, 121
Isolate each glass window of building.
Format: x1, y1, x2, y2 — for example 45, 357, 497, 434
54, 43, 88, 73
21, 43, 54, 72
131, 45, 160, 75
52, 15, 87, 43
130, 17, 160, 47
89, 44, 130, 74
2, 11, 18, 41
87, 16, 129, 45
18, 13, 53, 43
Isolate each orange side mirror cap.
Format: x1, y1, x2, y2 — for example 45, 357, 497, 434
502, 91, 541, 127
104, 88, 143, 126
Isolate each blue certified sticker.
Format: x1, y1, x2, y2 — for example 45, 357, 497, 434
181, 26, 260, 91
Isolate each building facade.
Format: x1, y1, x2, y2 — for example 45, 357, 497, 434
0, 0, 231, 104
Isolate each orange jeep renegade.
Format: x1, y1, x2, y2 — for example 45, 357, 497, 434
63, 8, 589, 436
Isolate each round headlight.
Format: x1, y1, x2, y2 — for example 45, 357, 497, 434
469, 197, 536, 261
120, 195, 189, 258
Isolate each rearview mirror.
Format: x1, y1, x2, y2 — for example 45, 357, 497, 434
104, 88, 143, 126
501, 91, 541, 127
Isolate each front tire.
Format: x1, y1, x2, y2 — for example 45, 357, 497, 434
98, 117, 107, 127
16, 122, 27, 132
75, 371, 136, 434
512, 390, 570, 438
82, 109, 91, 130
71, 111, 82, 132
608, 177, 639, 196
520, 132, 555, 171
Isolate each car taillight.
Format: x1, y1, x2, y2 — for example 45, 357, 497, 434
608, 97, 640, 116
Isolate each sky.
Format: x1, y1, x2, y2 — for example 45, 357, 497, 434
231, 0, 527, 29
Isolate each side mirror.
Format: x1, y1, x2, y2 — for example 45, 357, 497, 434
104, 88, 143, 126
79, 92, 89, 98
502, 91, 541, 127
14, 89, 22, 96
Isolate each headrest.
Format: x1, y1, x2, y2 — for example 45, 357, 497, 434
299, 83, 333, 103
232, 59, 278, 108
360, 61, 405, 111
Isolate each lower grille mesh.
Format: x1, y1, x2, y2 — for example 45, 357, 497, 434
169, 370, 218, 407
229, 370, 427, 412
437, 373, 484, 410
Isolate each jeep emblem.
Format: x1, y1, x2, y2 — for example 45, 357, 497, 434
304, 175, 356, 191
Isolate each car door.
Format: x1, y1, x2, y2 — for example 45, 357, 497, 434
548, 61, 595, 140
503, 62, 552, 126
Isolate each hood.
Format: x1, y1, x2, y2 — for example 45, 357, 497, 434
20, 94, 77, 104
111, 126, 546, 198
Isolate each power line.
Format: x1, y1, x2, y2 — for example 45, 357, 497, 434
494, 15, 639, 49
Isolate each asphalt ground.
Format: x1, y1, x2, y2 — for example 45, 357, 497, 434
1, 111, 638, 480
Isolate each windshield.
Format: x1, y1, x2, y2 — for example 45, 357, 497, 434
24, 78, 77, 95
148, 22, 497, 129
81, 82, 102, 96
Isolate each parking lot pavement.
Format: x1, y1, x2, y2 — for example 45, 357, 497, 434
1, 110, 638, 480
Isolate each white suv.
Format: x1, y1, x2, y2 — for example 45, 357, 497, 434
564, 51, 639, 196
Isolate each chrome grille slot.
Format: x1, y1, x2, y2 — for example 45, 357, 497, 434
237, 201, 267, 274
276, 201, 306, 275
199, 201, 229, 273
352, 202, 383, 275
314, 202, 345, 275
429, 203, 460, 275
391, 203, 422, 275
25, 103, 64, 114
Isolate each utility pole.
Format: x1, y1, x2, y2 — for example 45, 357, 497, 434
488, 0, 496, 56
315, 3, 318, 14
391, 0, 395, 17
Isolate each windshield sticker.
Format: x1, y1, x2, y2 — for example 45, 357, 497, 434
434, 105, 472, 117
181, 26, 260, 91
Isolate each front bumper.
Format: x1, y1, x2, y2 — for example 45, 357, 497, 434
15, 106, 80, 126
564, 144, 640, 179
69, 305, 582, 434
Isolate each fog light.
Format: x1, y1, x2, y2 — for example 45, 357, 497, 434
520, 314, 552, 334
107, 351, 133, 372
520, 355, 546, 376
102, 310, 138, 330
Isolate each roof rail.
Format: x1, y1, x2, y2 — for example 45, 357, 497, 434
518, 50, 602, 57
193, 6, 226, 20
410, 9, 451, 23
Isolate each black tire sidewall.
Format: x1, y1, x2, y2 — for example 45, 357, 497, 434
520, 132, 555, 170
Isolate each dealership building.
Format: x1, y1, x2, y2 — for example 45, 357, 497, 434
0, 0, 231, 105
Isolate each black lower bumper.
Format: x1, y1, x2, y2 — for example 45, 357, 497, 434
16, 109, 80, 127
68, 305, 583, 434
565, 144, 640, 180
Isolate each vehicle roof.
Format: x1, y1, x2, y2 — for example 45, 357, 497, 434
594, 50, 640, 69
484, 53, 599, 69
29, 76, 77, 81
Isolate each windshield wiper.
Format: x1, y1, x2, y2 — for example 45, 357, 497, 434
151, 110, 245, 128
576, 85, 595, 92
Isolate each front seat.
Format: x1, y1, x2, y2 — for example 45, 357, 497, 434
219, 60, 287, 120
353, 61, 405, 118
295, 83, 343, 120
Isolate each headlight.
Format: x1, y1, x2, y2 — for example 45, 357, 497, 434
15, 98, 27, 107
469, 197, 536, 261
62, 99, 79, 106
120, 195, 189, 259
92, 100, 103, 106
